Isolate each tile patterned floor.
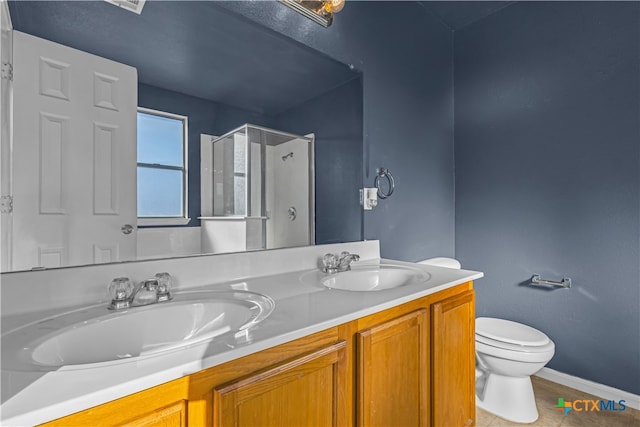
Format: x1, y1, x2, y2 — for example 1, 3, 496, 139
477, 376, 640, 427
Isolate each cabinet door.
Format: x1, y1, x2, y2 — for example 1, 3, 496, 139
431, 290, 475, 427
356, 309, 428, 427
212, 341, 347, 427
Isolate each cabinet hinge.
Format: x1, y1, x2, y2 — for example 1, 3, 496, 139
1, 62, 13, 81
1, 195, 13, 213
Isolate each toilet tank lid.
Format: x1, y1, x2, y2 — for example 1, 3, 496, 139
418, 257, 461, 269
476, 317, 551, 346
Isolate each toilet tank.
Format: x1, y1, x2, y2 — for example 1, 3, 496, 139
418, 257, 461, 269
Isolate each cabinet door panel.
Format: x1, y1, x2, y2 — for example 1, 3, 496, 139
432, 290, 475, 427
357, 309, 428, 427
213, 341, 347, 427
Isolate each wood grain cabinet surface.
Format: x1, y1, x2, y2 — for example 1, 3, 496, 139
213, 341, 348, 427
432, 290, 476, 427
357, 309, 429, 427
39, 282, 475, 427
121, 401, 188, 427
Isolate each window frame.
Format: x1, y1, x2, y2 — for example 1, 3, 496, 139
136, 107, 190, 226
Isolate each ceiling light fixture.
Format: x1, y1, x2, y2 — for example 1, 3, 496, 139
278, 0, 345, 27
103, 0, 146, 15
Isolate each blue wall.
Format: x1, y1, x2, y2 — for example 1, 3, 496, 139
138, 83, 271, 226
273, 77, 363, 245
455, 2, 640, 394
221, 1, 455, 261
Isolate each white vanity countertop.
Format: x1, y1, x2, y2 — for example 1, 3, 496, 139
1, 259, 483, 426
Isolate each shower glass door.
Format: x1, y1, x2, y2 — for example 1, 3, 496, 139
210, 124, 314, 250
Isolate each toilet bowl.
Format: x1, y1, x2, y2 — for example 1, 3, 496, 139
475, 317, 555, 423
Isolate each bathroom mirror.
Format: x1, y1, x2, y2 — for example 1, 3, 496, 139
2, 0, 363, 272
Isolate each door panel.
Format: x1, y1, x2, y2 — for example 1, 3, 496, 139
10, 31, 137, 270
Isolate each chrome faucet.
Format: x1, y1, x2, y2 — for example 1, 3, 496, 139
108, 273, 173, 311
322, 251, 360, 274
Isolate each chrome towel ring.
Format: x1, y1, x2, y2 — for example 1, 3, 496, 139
375, 168, 395, 199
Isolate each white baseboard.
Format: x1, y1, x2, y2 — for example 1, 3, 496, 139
535, 367, 640, 410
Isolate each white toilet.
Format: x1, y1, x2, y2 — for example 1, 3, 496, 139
419, 258, 555, 424
475, 317, 555, 423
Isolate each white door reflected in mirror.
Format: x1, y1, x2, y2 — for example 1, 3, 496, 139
8, 31, 137, 272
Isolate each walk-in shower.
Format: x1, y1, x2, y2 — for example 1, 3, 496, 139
200, 124, 314, 254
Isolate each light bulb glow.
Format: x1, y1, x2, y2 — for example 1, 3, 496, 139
323, 0, 344, 14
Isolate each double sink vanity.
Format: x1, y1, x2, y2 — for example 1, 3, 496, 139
1, 241, 483, 426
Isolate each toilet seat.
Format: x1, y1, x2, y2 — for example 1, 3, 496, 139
476, 317, 554, 355
476, 334, 555, 354
476, 317, 550, 346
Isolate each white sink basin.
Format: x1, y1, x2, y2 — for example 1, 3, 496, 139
3, 290, 274, 370
321, 264, 430, 291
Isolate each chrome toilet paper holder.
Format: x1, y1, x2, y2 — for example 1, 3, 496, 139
531, 274, 572, 289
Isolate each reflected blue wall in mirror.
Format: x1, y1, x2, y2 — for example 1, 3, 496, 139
273, 77, 363, 244
139, 77, 363, 246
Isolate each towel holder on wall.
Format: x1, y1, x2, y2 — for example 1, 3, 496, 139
531, 274, 572, 289
375, 167, 395, 199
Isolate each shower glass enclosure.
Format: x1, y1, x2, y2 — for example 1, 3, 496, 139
201, 124, 314, 253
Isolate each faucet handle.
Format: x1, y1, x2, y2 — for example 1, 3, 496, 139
155, 272, 173, 302
108, 277, 134, 300
322, 253, 340, 273
108, 277, 134, 310
323, 253, 339, 268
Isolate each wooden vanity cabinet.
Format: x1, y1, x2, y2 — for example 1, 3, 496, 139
39, 282, 474, 427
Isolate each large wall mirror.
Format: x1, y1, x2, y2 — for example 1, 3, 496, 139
2, 1, 363, 272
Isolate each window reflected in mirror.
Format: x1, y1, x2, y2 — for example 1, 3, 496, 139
137, 109, 188, 223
